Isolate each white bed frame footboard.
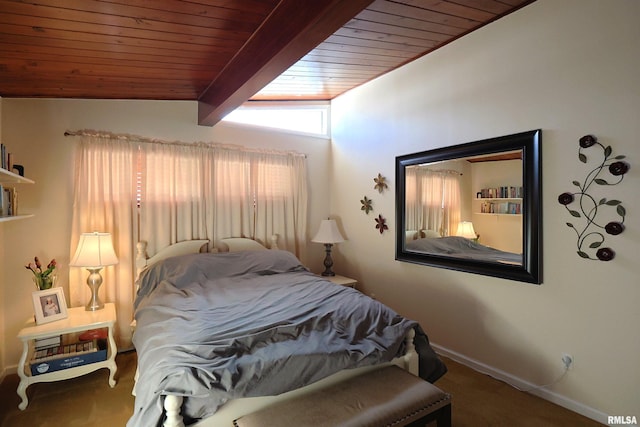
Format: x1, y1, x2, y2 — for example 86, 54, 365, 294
161, 329, 419, 427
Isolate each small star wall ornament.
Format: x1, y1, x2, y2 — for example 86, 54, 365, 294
373, 173, 388, 193
360, 196, 373, 214
375, 214, 388, 234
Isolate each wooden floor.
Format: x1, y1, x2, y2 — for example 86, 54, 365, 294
0, 351, 603, 426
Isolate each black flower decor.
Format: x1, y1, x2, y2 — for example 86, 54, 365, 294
375, 214, 389, 234
559, 134, 629, 261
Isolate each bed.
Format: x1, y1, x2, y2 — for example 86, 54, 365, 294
128, 238, 446, 427
406, 235, 523, 265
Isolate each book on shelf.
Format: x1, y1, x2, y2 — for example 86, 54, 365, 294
480, 201, 521, 214
34, 335, 62, 350
478, 185, 523, 199
0, 185, 18, 216
32, 340, 98, 363
0, 144, 12, 171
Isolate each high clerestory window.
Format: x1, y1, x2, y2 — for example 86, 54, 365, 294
222, 102, 330, 138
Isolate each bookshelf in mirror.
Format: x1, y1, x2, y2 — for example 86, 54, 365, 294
0, 167, 34, 222
473, 186, 523, 216
473, 198, 523, 216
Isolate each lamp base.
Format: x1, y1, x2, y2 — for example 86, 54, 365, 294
85, 268, 105, 311
321, 243, 336, 276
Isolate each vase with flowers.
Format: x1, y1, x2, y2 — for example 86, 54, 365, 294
25, 257, 57, 290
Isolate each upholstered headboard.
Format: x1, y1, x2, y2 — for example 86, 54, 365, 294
135, 236, 280, 279
135, 240, 210, 279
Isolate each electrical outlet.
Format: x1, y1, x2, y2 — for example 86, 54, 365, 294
562, 353, 573, 370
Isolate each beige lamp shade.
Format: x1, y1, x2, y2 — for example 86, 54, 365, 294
456, 221, 477, 240
312, 219, 345, 244
70, 232, 119, 268
70, 232, 118, 311
312, 219, 344, 277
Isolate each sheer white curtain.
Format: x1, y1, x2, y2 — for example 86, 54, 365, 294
210, 149, 253, 244
252, 152, 308, 255
441, 173, 461, 237
404, 166, 422, 231
139, 142, 210, 255
404, 167, 461, 237
140, 143, 307, 252
70, 132, 308, 348
70, 136, 138, 349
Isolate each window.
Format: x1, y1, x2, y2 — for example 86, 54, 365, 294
222, 102, 329, 138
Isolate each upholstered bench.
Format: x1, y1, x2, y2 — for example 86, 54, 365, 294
233, 365, 451, 427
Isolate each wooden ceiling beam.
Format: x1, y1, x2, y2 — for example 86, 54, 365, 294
197, 0, 374, 126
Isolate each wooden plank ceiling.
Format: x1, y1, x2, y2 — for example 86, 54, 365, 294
0, 0, 534, 126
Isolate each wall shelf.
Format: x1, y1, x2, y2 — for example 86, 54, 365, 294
1, 167, 35, 221
0, 168, 35, 185
0, 214, 35, 223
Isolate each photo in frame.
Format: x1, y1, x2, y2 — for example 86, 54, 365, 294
32, 288, 68, 325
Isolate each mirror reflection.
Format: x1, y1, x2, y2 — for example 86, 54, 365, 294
395, 129, 541, 284
404, 150, 523, 265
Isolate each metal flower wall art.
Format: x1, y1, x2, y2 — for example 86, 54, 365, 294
558, 135, 629, 261
373, 173, 388, 193
360, 196, 373, 214
375, 214, 388, 234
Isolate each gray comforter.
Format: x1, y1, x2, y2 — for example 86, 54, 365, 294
406, 236, 523, 264
128, 250, 445, 427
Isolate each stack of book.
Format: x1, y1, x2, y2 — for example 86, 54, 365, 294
480, 201, 522, 214
0, 143, 12, 171
477, 186, 523, 199
30, 339, 107, 375
34, 335, 62, 350
0, 185, 18, 217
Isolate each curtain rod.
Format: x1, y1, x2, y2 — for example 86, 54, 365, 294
441, 169, 463, 176
414, 166, 462, 176
64, 129, 307, 158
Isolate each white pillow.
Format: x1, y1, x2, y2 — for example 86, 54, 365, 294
421, 229, 442, 239
405, 230, 418, 243
219, 238, 267, 252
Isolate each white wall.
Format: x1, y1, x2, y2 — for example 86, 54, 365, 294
331, 0, 639, 421
0, 99, 331, 372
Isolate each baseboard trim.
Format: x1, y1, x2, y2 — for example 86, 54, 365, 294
3, 365, 18, 376
432, 343, 609, 425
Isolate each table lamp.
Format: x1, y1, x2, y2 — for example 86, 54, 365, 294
70, 232, 119, 311
312, 219, 345, 276
456, 221, 478, 241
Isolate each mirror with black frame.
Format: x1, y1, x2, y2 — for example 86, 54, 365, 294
395, 130, 542, 284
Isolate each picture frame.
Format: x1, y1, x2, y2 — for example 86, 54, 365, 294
32, 288, 68, 325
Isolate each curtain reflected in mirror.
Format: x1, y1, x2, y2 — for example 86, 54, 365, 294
405, 167, 461, 238
404, 153, 523, 266
396, 130, 542, 284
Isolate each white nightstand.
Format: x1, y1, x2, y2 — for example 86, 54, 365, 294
16, 303, 118, 410
326, 274, 358, 289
